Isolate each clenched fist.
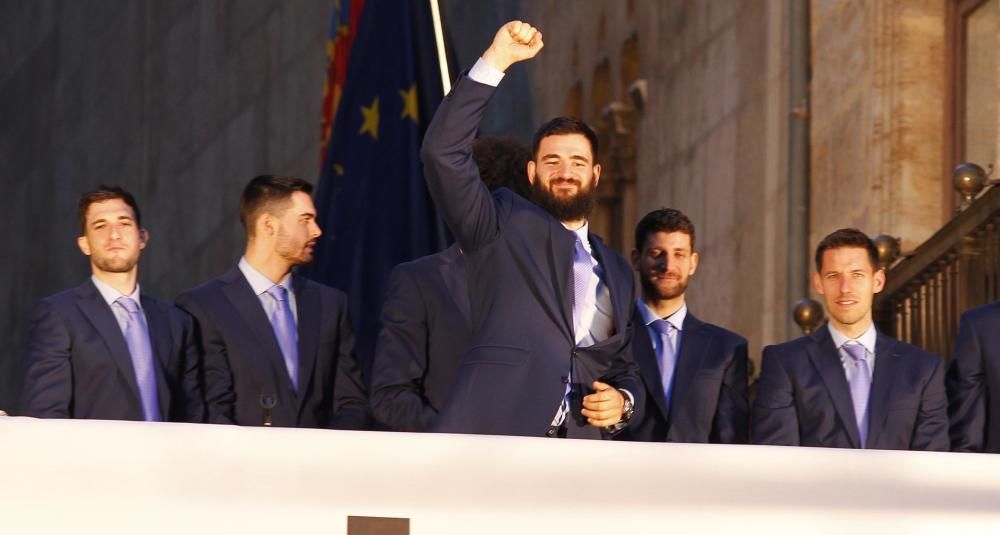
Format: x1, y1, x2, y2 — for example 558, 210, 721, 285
482, 20, 544, 73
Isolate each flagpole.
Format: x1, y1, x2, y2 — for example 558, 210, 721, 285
428, 0, 451, 94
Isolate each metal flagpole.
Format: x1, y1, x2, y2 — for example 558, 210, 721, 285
428, 0, 451, 94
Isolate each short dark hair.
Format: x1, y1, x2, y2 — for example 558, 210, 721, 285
814, 228, 879, 272
531, 116, 599, 163
634, 208, 696, 251
472, 136, 532, 198
240, 175, 314, 236
78, 185, 142, 234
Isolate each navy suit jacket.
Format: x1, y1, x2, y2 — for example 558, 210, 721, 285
421, 74, 643, 438
176, 267, 369, 429
371, 244, 472, 431
18, 279, 203, 422
623, 305, 748, 443
947, 302, 1000, 452
752, 325, 949, 450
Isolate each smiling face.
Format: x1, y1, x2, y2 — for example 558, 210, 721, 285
813, 246, 885, 335
77, 198, 148, 276
271, 191, 322, 266
632, 230, 698, 302
526, 133, 601, 223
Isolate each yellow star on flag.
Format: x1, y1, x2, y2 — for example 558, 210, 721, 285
359, 97, 379, 140
399, 83, 418, 123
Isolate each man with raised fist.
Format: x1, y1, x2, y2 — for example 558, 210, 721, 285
421, 21, 642, 439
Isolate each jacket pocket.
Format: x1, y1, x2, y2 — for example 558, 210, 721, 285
462, 344, 529, 367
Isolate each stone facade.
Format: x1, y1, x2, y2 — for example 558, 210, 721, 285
810, 0, 948, 253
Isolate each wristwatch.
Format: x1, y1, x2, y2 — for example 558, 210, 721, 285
607, 388, 634, 433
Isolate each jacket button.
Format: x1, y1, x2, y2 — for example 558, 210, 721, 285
546, 428, 556, 437
561, 376, 569, 384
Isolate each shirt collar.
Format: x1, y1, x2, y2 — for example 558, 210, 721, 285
570, 222, 592, 254
636, 299, 687, 332
91, 275, 141, 309
238, 257, 293, 296
828, 321, 877, 354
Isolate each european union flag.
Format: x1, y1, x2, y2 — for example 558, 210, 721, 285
308, 0, 451, 379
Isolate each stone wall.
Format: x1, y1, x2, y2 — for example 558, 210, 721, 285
809, 0, 948, 253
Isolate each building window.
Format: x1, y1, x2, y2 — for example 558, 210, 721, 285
954, 0, 998, 170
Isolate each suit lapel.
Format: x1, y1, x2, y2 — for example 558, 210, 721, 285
75, 280, 143, 408
292, 274, 318, 413
551, 221, 577, 341
669, 313, 708, 421
590, 235, 630, 339
220, 269, 296, 394
141, 296, 173, 418
630, 306, 670, 421
805, 326, 861, 448
866, 333, 901, 448
438, 245, 471, 323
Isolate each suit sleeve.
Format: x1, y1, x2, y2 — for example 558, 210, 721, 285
946, 312, 987, 452
752, 346, 800, 446
370, 265, 438, 431
912, 356, 950, 451
712, 337, 750, 444
176, 309, 206, 423
601, 275, 644, 438
331, 296, 371, 430
175, 294, 234, 425
18, 300, 73, 418
420, 74, 503, 254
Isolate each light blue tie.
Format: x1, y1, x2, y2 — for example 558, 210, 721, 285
116, 297, 161, 422
843, 342, 871, 448
266, 285, 299, 392
571, 236, 594, 336
651, 319, 678, 412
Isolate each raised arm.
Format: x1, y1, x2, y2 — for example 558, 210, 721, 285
420, 22, 544, 253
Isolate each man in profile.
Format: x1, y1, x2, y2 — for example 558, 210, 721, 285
624, 208, 748, 443
19, 186, 202, 422
177, 175, 368, 429
371, 137, 531, 432
753, 228, 948, 450
421, 21, 642, 438
947, 301, 1000, 452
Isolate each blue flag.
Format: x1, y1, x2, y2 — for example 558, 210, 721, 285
307, 0, 451, 379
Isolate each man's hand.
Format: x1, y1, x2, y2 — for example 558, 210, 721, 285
581, 381, 624, 428
481, 20, 544, 73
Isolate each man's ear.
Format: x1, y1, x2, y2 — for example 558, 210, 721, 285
592, 163, 601, 187
689, 251, 699, 276
811, 271, 824, 295
873, 268, 886, 294
138, 228, 149, 251
77, 235, 91, 256
527, 160, 536, 184
630, 249, 640, 271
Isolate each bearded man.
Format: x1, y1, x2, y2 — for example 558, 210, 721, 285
420, 21, 643, 438
19, 186, 203, 422
621, 209, 749, 443
176, 175, 369, 429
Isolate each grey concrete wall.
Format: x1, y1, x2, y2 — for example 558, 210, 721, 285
0, 0, 333, 409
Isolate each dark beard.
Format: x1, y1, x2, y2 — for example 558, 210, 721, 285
640, 273, 688, 301
530, 179, 596, 222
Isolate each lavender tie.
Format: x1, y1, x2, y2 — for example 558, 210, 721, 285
116, 297, 161, 422
651, 319, 678, 412
266, 285, 299, 392
571, 236, 593, 336
843, 342, 871, 448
